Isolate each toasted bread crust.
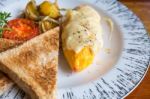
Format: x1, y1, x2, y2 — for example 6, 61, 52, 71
0, 72, 14, 95
0, 27, 59, 99
0, 38, 22, 52
0, 38, 22, 96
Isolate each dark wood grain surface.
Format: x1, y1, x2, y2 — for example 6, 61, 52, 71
119, 0, 150, 98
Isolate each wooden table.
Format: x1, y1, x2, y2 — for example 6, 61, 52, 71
119, 0, 150, 98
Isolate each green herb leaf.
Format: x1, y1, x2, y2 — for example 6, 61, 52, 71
0, 12, 11, 37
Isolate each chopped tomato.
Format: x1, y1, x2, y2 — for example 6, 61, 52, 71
3, 18, 39, 41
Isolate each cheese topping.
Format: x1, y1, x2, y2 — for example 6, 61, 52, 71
62, 6, 103, 54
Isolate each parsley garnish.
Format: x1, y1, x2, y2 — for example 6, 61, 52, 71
0, 12, 11, 37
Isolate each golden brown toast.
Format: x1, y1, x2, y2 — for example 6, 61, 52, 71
0, 72, 13, 96
0, 38, 22, 96
0, 38, 22, 52
0, 27, 59, 99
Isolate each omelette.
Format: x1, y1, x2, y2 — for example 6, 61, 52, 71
62, 5, 103, 72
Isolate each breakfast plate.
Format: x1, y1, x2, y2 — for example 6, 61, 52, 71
0, 0, 150, 99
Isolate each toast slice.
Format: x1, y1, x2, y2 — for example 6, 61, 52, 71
0, 27, 59, 99
0, 38, 22, 96
0, 38, 22, 52
0, 72, 13, 96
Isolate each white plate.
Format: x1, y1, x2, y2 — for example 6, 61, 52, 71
0, 0, 150, 99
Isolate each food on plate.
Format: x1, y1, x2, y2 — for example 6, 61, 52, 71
39, 16, 59, 32
0, 38, 22, 52
0, 72, 14, 96
0, 0, 104, 97
0, 12, 11, 37
39, 0, 60, 19
64, 47, 94, 72
0, 27, 59, 99
3, 18, 39, 41
1, 0, 60, 41
62, 5, 103, 72
0, 38, 23, 96
25, 0, 60, 31
0, 38, 22, 96
0, 0, 61, 96
0, 12, 23, 94
25, 0, 39, 21
25, 0, 61, 20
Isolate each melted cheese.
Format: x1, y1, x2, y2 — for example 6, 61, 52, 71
62, 6, 103, 54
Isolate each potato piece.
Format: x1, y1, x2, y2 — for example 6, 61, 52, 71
25, 0, 39, 21
39, 1, 52, 16
39, 0, 60, 19
63, 47, 94, 72
40, 20, 58, 32
39, 16, 59, 32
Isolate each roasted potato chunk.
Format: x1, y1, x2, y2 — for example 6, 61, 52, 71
39, 0, 60, 19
